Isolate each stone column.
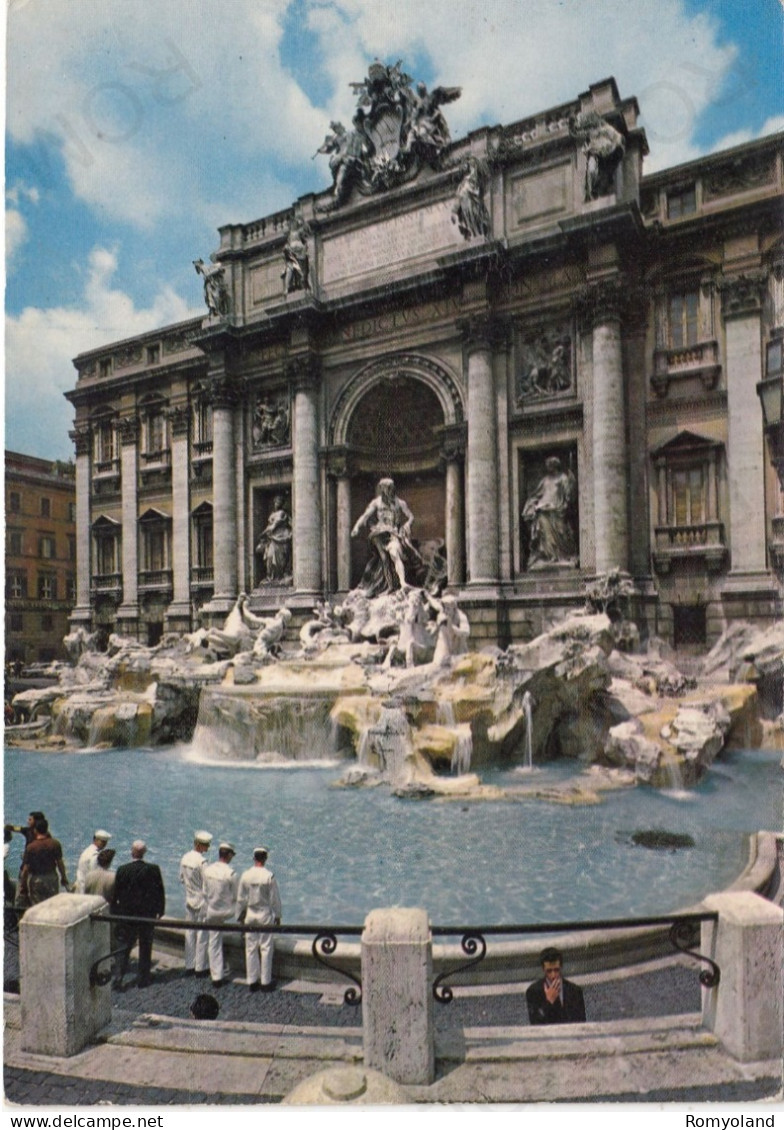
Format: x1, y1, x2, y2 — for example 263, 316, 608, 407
20, 894, 111, 1056
440, 424, 467, 587
656, 458, 667, 526
362, 907, 434, 1085
166, 404, 192, 630
290, 357, 322, 596
328, 448, 353, 593
587, 282, 629, 574
117, 415, 139, 633
701, 891, 783, 1062
720, 273, 768, 577
460, 318, 500, 587
69, 426, 92, 627
210, 377, 239, 605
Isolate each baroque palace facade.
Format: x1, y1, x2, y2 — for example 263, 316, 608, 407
65, 70, 784, 648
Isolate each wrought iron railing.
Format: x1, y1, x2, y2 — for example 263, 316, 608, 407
89, 914, 364, 1004
86, 910, 721, 1010
431, 912, 720, 1003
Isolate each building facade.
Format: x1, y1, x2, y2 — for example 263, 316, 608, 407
5, 451, 77, 665
65, 73, 784, 649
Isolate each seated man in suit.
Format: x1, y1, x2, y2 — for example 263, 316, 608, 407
526, 946, 586, 1025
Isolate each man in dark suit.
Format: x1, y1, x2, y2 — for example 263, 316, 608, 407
526, 946, 586, 1025
111, 840, 166, 989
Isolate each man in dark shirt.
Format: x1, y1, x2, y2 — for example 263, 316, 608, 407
111, 840, 166, 989
19, 818, 70, 906
526, 946, 586, 1025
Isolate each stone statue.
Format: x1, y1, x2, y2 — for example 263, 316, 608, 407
256, 497, 293, 584
320, 110, 376, 209
281, 221, 310, 295
252, 397, 290, 448
252, 607, 292, 660
401, 82, 461, 163
193, 256, 230, 318
522, 456, 578, 567
451, 156, 490, 240
428, 594, 470, 666
351, 477, 423, 596
568, 111, 625, 201
188, 593, 262, 658
383, 588, 434, 668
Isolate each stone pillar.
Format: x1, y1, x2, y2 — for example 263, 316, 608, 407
707, 448, 718, 522
440, 424, 467, 587
20, 894, 111, 1056
328, 449, 353, 593
588, 284, 629, 573
701, 891, 783, 1063
166, 404, 192, 630
69, 426, 92, 627
362, 907, 434, 1085
460, 318, 500, 587
117, 415, 139, 632
211, 378, 239, 604
656, 458, 667, 526
290, 357, 322, 596
720, 273, 768, 576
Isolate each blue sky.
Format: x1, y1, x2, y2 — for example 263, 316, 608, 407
5, 0, 783, 460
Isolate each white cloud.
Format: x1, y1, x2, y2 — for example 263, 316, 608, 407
5, 246, 199, 459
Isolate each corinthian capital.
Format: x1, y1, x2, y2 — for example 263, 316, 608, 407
456, 314, 509, 352
286, 353, 320, 390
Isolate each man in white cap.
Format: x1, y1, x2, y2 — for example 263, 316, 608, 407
202, 842, 238, 986
75, 829, 112, 893
236, 847, 282, 993
179, 830, 212, 976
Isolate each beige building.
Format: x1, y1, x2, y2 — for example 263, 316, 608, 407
5, 451, 77, 665
65, 74, 784, 648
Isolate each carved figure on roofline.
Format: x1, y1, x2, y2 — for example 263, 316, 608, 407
568, 110, 625, 201
522, 456, 578, 568
281, 220, 310, 295
351, 477, 424, 597
255, 496, 292, 584
451, 156, 490, 241
315, 59, 461, 207
193, 256, 231, 318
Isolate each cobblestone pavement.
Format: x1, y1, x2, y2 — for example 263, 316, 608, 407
4, 1068, 272, 1107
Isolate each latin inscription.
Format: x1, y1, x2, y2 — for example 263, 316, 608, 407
339, 296, 462, 343
322, 202, 457, 285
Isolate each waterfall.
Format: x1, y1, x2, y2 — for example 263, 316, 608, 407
450, 723, 473, 776
522, 690, 533, 770
190, 688, 342, 764
361, 702, 413, 785
436, 700, 456, 726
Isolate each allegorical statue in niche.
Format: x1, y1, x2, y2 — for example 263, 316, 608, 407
522, 457, 578, 567
193, 255, 231, 318
256, 496, 293, 584
281, 220, 310, 295
351, 477, 423, 596
451, 156, 490, 240
568, 110, 625, 201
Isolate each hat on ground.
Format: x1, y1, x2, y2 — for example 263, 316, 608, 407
194, 830, 212, 845
219, 841, 236, 854
94, 829, 112, 841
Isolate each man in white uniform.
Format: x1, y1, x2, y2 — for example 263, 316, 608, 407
75, 829, 112, 893
202, 842, 238, 986
178, 830, 212, 976
236, 847, 282, 992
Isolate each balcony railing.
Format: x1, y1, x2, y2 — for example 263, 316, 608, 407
91, 573, 122, 595
138, 569, 173, 591
93, 459, 120, 478
140, 449, 171, 467
770, 514, 784, 571
651, 340, 721, 397
190, 566, 214, 585
192, 440, 213, 458
653, 521, 727, 574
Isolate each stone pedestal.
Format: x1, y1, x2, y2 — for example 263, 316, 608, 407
20, 894, 111, 1057
361, 907, 434, 1085
701, 891, 783, 1062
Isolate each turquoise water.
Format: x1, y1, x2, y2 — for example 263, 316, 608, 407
4, 745, 781, 925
